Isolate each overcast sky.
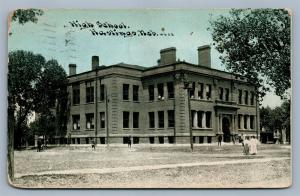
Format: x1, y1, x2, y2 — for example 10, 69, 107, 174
8, 9, 283, 108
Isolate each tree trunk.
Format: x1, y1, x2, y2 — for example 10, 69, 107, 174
8, 107, 14, 182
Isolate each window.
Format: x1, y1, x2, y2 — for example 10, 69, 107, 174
244, 90, 249, 105
149, 85, 154, 101
72, 115, 80, 130
199, 136, 204, 144
238, 89, 243, 104
190, 82, 195, 98
206, 111, 211, 128
207, 136, 212, 143
149, 112, 155, 128
167, 82, 174, 98
250, 115, 254, 129
123, 137, 128, 144
158, 111, 164, 128
198, 83, 204, 99
133, 112, 139, 128
250, 92, 255, 105
100, 137, 105, 144
77, 138, 80, 144
149, 137, 155, 144
206, 84, 212, 100
157, 83, 164, 99
123, 111, 130, 128
238, 115, 242, 129
168, 110, 175, 127
100, 112, 105, 128
123, 84, 129, 100
168, 136, 174, 144
244, 115, 248, 129
85, 138, 90, 144
219, 87, 224, 100
197, 111, 203, 128
159, 137, 164, 144
72, 84, 80, 105
133, 137, 139, 144
133, 85, 139, 101
86, 113, 94, 129
86, 81, 94, 103
225, 88, 229, 101
100, 84, 105, 101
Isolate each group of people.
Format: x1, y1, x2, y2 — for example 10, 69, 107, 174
242, 136, 259, 155
217, 134, 259, 155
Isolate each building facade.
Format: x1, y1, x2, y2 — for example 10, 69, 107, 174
65, 45, 259, 145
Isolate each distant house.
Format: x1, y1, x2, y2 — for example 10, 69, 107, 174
56, 45, 259, 145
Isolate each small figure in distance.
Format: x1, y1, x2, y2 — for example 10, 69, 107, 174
243, 136, 250, 155
128, 135, 132, 148
37, 139, 42, 152
91, 139, 96, 150
218, 134, 222, 146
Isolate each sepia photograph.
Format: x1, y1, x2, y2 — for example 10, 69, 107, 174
7, 9, 291, 188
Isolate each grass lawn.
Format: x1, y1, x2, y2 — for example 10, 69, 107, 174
12, 144, 291, 188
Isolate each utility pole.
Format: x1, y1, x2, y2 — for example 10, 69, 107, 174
184, 81, 194, 151
95, 70, 98, 144
105, 85, 109, 146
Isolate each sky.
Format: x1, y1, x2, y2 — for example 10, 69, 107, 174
8, 9, 283, 108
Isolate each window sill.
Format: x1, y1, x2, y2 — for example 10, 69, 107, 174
237, 104, 255, 107
191, 99, 213, 102
238, 129, 255, 131
192, 127, 213, 130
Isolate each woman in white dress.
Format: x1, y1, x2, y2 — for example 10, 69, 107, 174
249, 136, 258, 155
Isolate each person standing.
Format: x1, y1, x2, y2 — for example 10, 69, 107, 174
37, 139, 42, 152
241, 134, 245, 146
128, 135, 132, 148
243, 136, 250, 155
218, 135, 222, 146
91, 139, 96, 150
249, 136, 258, 155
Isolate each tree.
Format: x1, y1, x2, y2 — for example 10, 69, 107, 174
259, 101, 291, 143
34, 59, 69, 141
8, 9, 44, 182
8, 51, 68, 181
11, 9, 44, 25
209, 9, 291, 100
260, 106, 272, 131
8, 50, 45, 149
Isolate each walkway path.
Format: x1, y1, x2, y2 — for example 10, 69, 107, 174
15, 156, 290, 178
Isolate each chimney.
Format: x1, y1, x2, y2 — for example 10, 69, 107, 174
69, 64, 77, 76
92, 56, 99, 70
198, 45, 211, 68
159, 47, 176, 65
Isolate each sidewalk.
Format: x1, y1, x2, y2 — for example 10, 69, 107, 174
15, 156, 290, 178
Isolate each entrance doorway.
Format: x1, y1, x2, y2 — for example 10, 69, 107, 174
222, 117, 231, 142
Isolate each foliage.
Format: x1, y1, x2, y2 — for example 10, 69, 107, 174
8, 50, 68, 149
260, 100, 290, 134
29, 113, 57, 141
209, 9, 291, 100
11, 9, 44, 25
